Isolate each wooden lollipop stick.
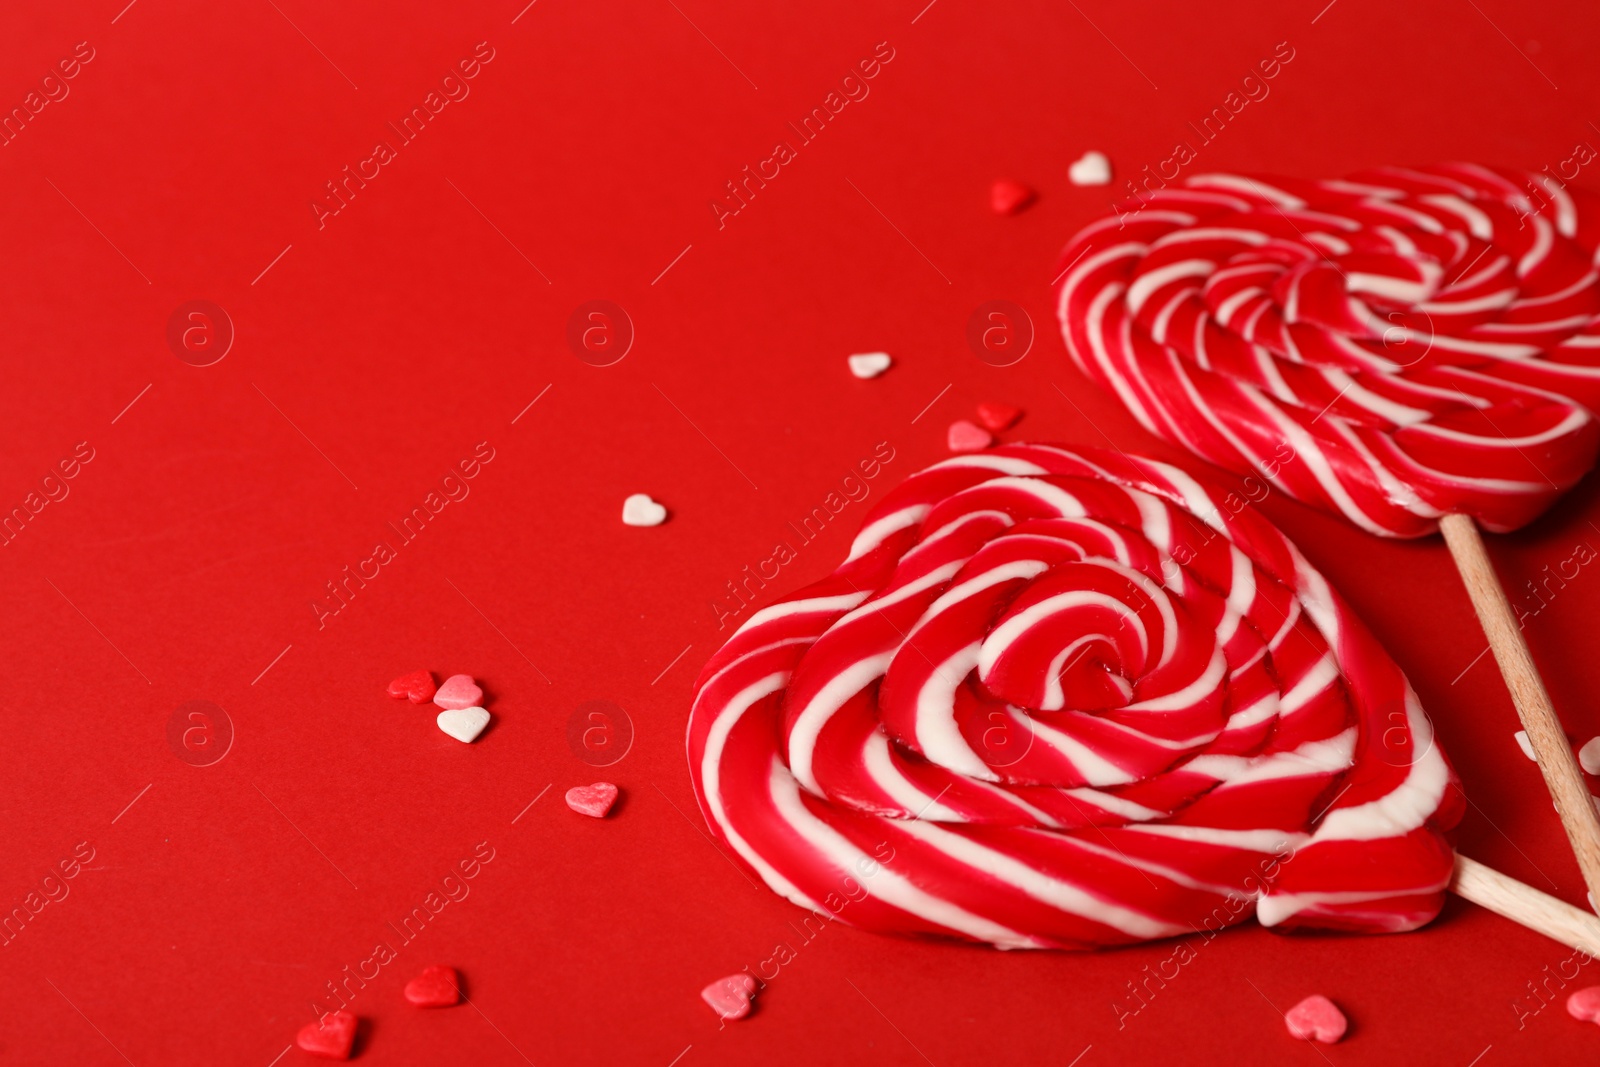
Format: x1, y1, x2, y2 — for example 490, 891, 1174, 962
1452, 853, 1600, 955
1440, 512, 1600, 908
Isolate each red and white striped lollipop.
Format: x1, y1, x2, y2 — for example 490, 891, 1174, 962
1054, 164, 1600, 907
688, 444, 1599, 951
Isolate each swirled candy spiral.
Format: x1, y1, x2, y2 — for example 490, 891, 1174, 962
1054, 164, 1600, 537
686, 445, 1462, 949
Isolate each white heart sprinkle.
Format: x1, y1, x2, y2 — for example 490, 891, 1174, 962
1514, 730, 1535, 761
1069, 150, 1111, 186
848, 352, 892, 379
622, 493, 668, 526
1581, 736, 1600, 775
437, 706, 490, 743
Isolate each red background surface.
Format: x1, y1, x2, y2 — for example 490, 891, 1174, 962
2, 0, 1599, 1063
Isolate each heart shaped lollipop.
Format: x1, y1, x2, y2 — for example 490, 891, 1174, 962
687, 444, 1600, 953
1054, 163, 1600, 905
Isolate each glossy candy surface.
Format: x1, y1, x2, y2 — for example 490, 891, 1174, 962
1054, 165, 1600, 537
688, 445, 1463, 948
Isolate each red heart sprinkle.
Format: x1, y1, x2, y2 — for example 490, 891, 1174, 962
404, 965, 462, 1008
1284, 994, 1347, 1043
701, 974, 757, 1021
976, 402, 1022, 432
1569, 985, 1600, 1023
989, 179, 1035, 216
387, 669, 436, 703
566, 782, 619, 818
434, 674, 484, 710
296, 1011, 357, 1059
947, 420, 993, 453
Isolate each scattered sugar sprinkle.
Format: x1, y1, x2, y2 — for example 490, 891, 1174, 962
1069, 150, 1111, 186
848, 352, 892, 379
623, 493, 668, 526
1514, 730, 1535, 762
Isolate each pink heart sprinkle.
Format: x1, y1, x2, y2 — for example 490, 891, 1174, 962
989, 179, 1035, 216
947, 420, 993, 454
701, 974, 757, 1021
975, 402, 1022, 432
434, 674, 484, 710
1284, 994, 1347, 1044
1569, 985, 1600, 1023
387, 669, 436, 704
565, 782, 619, 818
